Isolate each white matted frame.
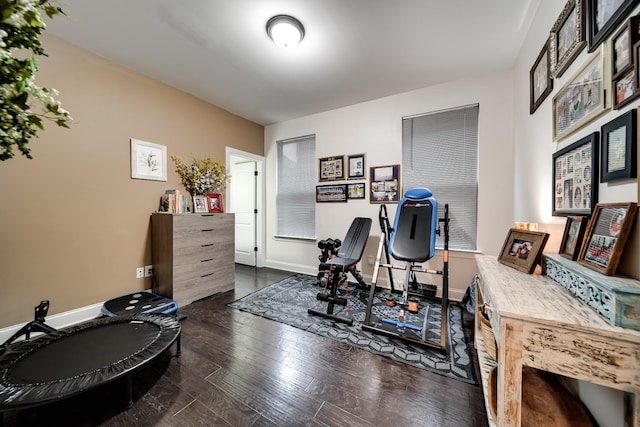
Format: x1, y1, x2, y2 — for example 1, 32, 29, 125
130, 138, 167, 181
552, 45, 610, 141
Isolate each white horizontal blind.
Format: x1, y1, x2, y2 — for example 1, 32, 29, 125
276, 135, 316, 239
402, 104, 479, 250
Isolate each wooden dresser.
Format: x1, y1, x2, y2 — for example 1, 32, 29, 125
151, 213, 235, 307
475, 254, 640, 427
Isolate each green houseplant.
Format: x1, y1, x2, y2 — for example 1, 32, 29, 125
0, 0, 72, 161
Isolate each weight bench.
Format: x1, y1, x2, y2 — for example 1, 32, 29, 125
363, 187, 450, 351
308, 217, 372, 325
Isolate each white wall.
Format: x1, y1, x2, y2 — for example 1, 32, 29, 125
264, 70, 516, 299
513, 3, 640, 427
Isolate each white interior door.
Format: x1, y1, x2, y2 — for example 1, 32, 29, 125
230, 158, 257, 266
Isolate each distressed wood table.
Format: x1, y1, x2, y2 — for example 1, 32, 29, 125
475, 254, 640, 427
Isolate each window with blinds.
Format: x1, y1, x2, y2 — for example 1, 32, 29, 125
276, 135, 316, 240
402, 104, 479, 251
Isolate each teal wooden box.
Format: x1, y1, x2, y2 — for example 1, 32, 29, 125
542, 254, 640, 330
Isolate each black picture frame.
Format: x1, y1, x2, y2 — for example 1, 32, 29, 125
316, 184, 347, 202
347, 182, 366, 199
559, 216, 589, 260
587, 0, 640, 52
550, 0, 586, 78
577, 202, 638, 275
530, 38, 554, 114
318, 155, 345, 182
552, 132, 599, 216
347, 153, 366, 179
601, 109, 637, 182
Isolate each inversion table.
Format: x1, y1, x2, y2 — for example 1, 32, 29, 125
362, 187, 450, 351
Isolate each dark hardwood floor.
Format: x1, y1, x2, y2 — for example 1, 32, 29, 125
2, 265, 488, 426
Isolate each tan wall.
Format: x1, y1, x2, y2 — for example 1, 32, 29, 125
0, 34, 263, 328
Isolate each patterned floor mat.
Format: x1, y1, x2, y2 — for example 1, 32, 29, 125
228, 273, 477, 384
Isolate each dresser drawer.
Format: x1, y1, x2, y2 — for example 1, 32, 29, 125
173, 214, 233, 232
172, 263, 235, 304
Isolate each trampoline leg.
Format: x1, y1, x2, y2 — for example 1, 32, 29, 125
125, 375, 133, 409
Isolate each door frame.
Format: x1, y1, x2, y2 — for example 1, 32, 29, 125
225, 147, 265, 267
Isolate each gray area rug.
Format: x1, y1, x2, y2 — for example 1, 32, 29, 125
228, 274, 477, 384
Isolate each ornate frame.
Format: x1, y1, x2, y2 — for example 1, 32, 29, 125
550, 0, 586, 78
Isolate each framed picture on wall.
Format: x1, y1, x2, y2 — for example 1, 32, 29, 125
552, 132, 599, 216
369, 164, 400, 203
347, 153, 366, 179
577, 202, 638, 275
130, 138, 167, 181
347, 182, 366, 199
318, 155, 345, 181
552, 45, 609, 141
587, 0, 639, 52
550, 0, 586, 78
559, 216, 588, 260
600, 109, 637, 182
530, 38, 554, 114
316, 184, 348, 202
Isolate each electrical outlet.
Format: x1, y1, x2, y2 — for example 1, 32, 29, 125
145, 265, 153, 277
136, 267, 144, 279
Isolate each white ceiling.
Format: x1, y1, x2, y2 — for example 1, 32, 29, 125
46, 0, 540, 126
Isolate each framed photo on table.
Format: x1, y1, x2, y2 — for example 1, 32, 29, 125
369, 164, 400, 203
205, 193, 224, 213
318, 156, 345, 181
550, 0, 586, 78
559, 216, 589, 260
552, 132, 599, 216
530, 38, 553, 114
587, 0, 639, 52
600, 109, 637, 182
552, 45, 609, 141
193, 195, 208, 213
498, 229, 550, 274
577, 202, 638, 275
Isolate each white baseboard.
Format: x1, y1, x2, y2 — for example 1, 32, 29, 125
0, 302, 104, 344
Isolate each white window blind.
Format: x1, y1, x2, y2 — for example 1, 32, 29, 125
276, 135, 316, 239
402, 104, 479, 251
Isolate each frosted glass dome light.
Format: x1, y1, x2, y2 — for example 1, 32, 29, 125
267, 15, 305, 50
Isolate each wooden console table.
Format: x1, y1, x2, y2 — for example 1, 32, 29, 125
475, 254, 640, 427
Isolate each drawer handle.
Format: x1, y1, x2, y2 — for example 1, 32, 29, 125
201, 229, 215, 232
201, 258, 214, 263
201, 243, 215, 247
201, 272, 214, 278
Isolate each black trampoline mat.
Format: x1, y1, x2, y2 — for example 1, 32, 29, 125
7, 321, 160, 384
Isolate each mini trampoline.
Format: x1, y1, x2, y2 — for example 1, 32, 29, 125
0, 313, 181, 415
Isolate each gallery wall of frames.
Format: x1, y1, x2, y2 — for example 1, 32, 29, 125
530, 0, 639, 277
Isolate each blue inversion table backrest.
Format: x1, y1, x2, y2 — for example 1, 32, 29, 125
389, 187, 438, 263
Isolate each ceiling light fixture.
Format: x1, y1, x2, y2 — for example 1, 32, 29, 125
266, 15, 305, 50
